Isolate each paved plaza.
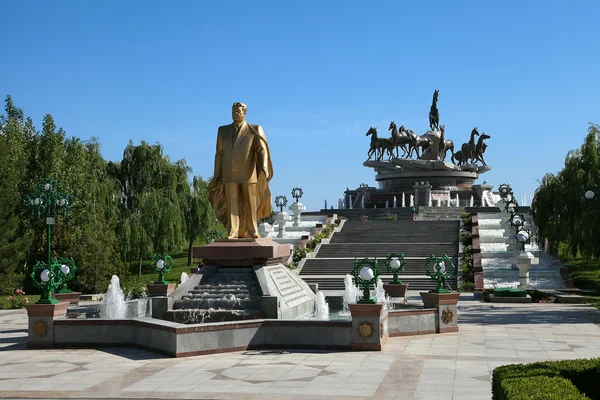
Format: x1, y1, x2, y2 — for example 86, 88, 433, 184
1, 295, 600, 399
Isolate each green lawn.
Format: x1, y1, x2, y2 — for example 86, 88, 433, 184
564, 257, 600, 310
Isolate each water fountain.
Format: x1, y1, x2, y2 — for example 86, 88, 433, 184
314, 292, 329, 320
342, 274, 361, 314
374, 279, 393, 310
99, 275, 126, 319
167, 268, 264, 323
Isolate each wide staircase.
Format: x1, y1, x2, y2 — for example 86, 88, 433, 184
299, 220, 460, 291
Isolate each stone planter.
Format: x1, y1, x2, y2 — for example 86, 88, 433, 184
146, 283, 177, 297
25, 302, 70, 348
419, 292, 460, 333
383, 283, 409, 298
52, 291, 82, 305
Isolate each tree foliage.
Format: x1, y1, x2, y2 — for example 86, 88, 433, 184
0, 94, 219, 293
531, 123, 600, 258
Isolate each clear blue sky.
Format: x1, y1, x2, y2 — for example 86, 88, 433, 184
2, 1, 599, 210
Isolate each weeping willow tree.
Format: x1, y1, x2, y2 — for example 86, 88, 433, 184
115, 141, 190, 276
531, 123, 600, 258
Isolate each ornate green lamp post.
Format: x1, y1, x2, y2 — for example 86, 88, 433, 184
149, 253, 173, 284
25, 178, 74, 266
25, 178, 75, 301
274, 195, 288, 212
30, 261, 62, 304
291, 187, 303, 203
352, 257, 380, 304
385, 252, 406, 284
424, 254, 456, 293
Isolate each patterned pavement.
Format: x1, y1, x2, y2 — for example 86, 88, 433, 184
1, 296, 600, 399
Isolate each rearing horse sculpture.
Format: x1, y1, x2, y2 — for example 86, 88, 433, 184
429, 89, 440, 131
389, 121, 411, 158
460, 127, 480, 165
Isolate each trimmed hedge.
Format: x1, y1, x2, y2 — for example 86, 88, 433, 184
493, 358, 600, 400
501, 376, 589, 400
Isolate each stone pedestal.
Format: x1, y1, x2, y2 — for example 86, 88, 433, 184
193, 239, 292, 267
383, 283, 409, 298
289, 202, 306, 227
274, 212, 291, 238
349, 303, 387, 351
53, 291, 82, 305
25, 302, 70, 348
146, 283, 177, 297
509, 252, 539, 288
419, 292, 460, 333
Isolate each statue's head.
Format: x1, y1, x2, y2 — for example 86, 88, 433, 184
232, 102, 247, 123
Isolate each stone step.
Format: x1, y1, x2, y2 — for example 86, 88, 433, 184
188, 288, 260, 295
164, 309, 265, 324
176, 298, 261, 310
316, 243, 458, 258
300, 258, 459, 275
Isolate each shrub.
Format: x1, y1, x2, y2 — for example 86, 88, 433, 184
459, 230, 472, 244
0, 274, 25, 296
500, 376, 589, 400
493, 359, 600, 400
0, 288, 30, 309
284, 262, 296, 270
385, 213, 398, 221
528, 290, 556, 303
482, 289, 491, 302
293, 245, 307, 263
120, 278, 149, 299
459, 281, 475, 292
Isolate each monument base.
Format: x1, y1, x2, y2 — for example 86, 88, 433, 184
192, 238, 291, 267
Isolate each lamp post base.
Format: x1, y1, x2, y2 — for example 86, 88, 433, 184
383, 283, 409, 298
25, 302, 70, 348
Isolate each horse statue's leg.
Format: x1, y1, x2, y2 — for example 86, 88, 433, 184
400, 144, 408, 158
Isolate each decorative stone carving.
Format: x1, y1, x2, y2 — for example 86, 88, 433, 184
32, 320, 49, 338
441, 307, 455, 324
358, 321, 374, 339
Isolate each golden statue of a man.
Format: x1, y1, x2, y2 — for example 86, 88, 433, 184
207, 102, 274, 239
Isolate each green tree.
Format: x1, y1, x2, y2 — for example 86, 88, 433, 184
532, 123, 600, 258
116, 141, 189, 275
71, 139, 126, 293
0, 96, 31, 290
185, 175, 218, 266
